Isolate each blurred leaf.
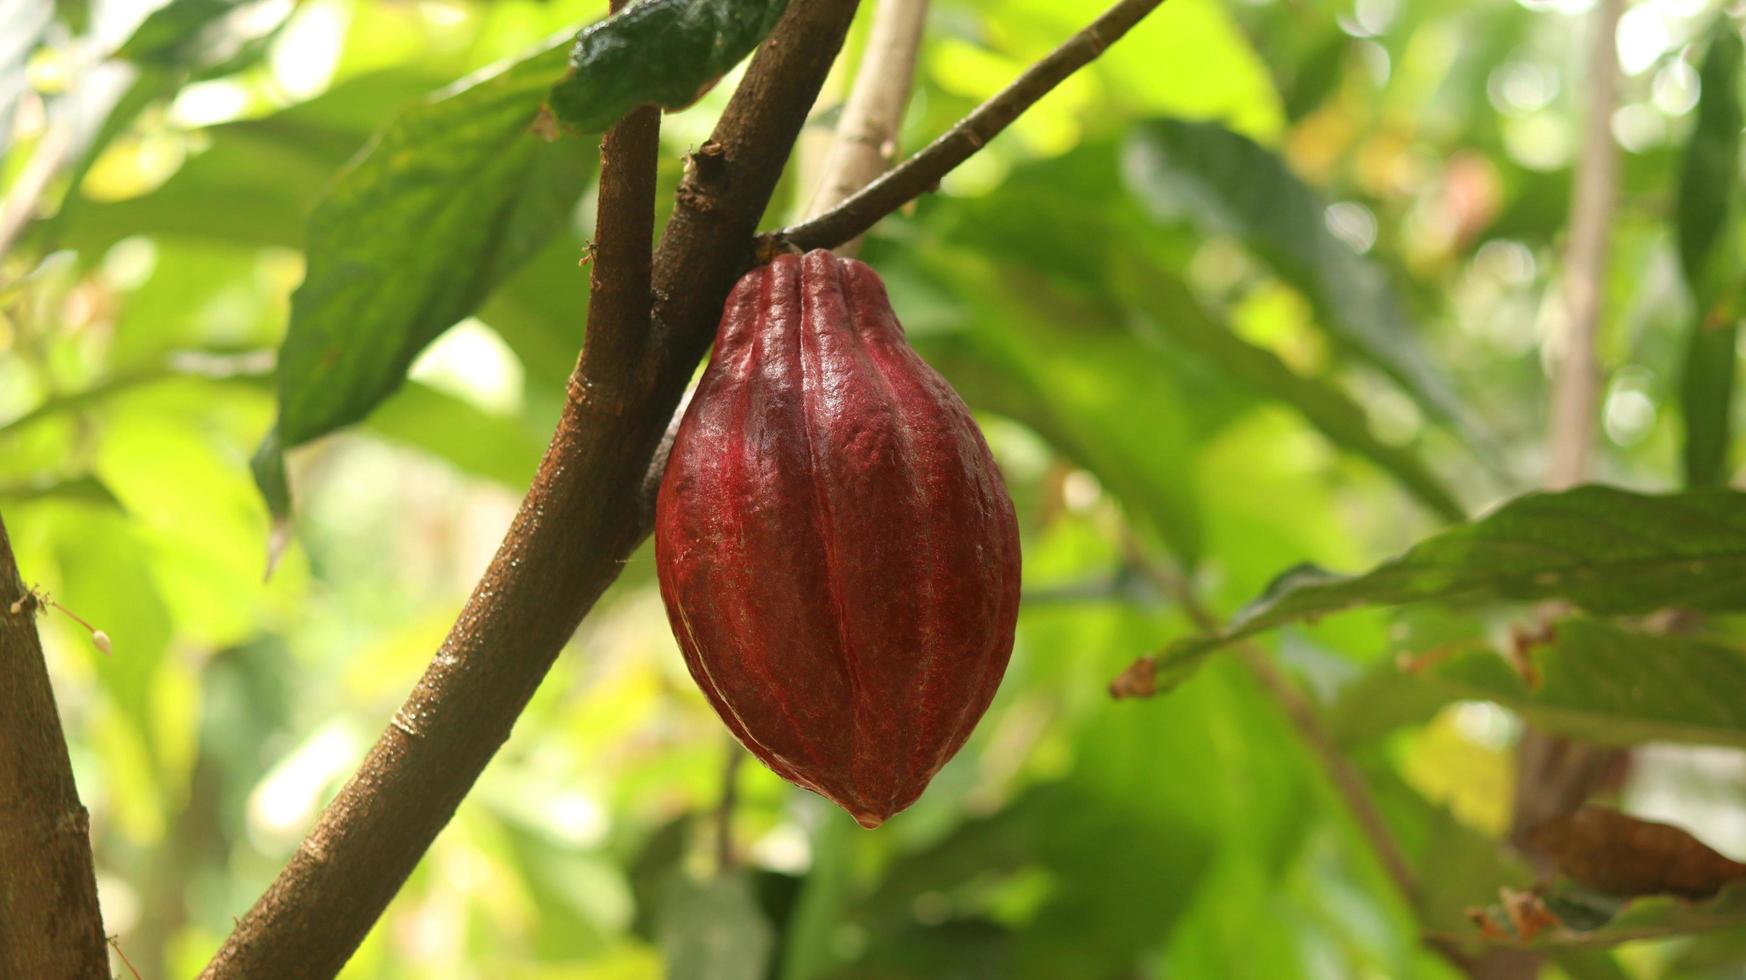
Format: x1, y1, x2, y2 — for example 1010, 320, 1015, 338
41, 0, 294, 247
1675, 18, 1744, 487
0, 474, 122, 508
1466, 880, 1746, 951
1282, 34, 1347, 122
1150, 486, 1746, 684
545, 0, 789, 132
660, 872, 773, 980
259, 43, 594, 512
779, 815, 855, 980
364, 381, 546, 488
1324, 661, 1454, 748
1528, 807, 1746, 899
1121, 268, 1465, 521
0, 0, 50, 152
55, 69, 447, 253
1122, 119, 1501, 469
882, 245, 1205, 562
1431, 620, 1746, 750
118, 0, 255, 65
0, 351, 273, 437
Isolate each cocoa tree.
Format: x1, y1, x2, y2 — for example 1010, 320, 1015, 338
6, 0, 1746, 978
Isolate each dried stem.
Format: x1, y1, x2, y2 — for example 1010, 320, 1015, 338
1543, 0, 1622, 490
804, 0, 930, 246
761, 0, 1167, 257
1513, 0, 1627, 848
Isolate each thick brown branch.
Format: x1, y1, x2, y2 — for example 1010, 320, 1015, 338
0, 513, 109, 979
201, 3, 861, 975
761, 0, 1165, 256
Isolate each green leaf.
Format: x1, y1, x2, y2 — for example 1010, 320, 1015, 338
660, 873, 774, 980
1119, 266, 1466, 522
1153, 485, 1746, 685
1476, 880, 1746, 951
1675, 19, 1744, 487
1122, 119, 1501, 470
260, 43, 594, 512
0, 474, 123, 509
118, 0, 255, 66
545, 0, 790, 132
55, 69, 448, 254
362, 381, 546, 488
902, 253, 1205, 564
1429, 620, 1746, 749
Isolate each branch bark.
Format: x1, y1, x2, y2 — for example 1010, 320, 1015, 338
0, 512, 109, 979
201, 4, 860, 975
762, 0, 1165, 257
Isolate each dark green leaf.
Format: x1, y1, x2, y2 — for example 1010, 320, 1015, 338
1153, 486, 1746, 685
545, 0, 789, 132
261, 43, 594, 512
1675, 19, 1744, 487
661, 873, 774, 980
1676, 19, 1744, 300
1122, 119, 1502, 469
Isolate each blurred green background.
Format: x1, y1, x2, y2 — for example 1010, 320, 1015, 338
4, 0, 1745, 976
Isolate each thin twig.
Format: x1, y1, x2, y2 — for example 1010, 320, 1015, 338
1513, 0, 1627, 855
1542, 0, 1622, 490
759, 0, 1166, 257
715, 739, 745, 874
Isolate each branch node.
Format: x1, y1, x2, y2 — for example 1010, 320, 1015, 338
390, 708, 425, 740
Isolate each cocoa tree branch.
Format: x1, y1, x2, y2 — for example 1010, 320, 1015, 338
200, 3, 861, 975
577, 0, 661, 408
0, 512, 109, 979
759, 0, 1166, 256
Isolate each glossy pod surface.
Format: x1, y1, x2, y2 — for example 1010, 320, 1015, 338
654, 250, 1022, 827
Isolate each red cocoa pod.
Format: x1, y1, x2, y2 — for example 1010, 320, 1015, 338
654, 250, 1022, 828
